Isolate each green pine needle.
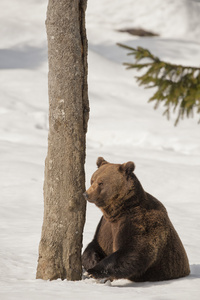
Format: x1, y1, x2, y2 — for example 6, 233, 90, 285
117, 43, 200, 125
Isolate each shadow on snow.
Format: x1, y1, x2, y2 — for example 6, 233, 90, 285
0, 45, 47, 70
111, 264, 200, 288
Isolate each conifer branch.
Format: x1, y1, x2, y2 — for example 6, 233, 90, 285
117, 43, 200, 125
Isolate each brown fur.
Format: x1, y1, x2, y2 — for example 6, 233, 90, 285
82, 157, 190, 282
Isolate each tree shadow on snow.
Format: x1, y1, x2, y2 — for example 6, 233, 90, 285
0, 45, 47, 69
89, 37, 200, 66
111, 264, 200, 288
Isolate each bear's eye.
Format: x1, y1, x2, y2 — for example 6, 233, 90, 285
98, 182, 103, 186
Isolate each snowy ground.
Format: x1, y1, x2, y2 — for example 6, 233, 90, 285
0, 0, 200, 299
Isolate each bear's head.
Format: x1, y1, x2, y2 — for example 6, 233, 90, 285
83, 157, 136, 211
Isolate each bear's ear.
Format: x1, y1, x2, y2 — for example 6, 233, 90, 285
120, 161, 135, 175
96, 157, 108, 168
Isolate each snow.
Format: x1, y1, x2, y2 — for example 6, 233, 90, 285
0, 0, 200, 299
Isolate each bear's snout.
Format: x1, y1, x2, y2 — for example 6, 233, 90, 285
83, 187, 98, 204
83, 191, 89, 200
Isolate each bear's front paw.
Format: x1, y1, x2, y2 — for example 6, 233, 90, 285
88, 267, 109, 279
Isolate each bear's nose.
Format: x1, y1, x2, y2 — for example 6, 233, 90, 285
83, 192, 89, 200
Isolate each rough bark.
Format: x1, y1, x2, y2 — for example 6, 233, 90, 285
36, 0, 89, 281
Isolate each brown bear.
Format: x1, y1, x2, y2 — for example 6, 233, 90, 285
82, 157, 190, 282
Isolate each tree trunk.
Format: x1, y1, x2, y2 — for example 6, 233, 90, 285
36, 0, 89, 281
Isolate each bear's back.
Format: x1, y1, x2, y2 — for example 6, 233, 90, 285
133, 192, 190, 281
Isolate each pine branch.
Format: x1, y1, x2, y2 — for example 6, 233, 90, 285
117, 43, 200, 125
